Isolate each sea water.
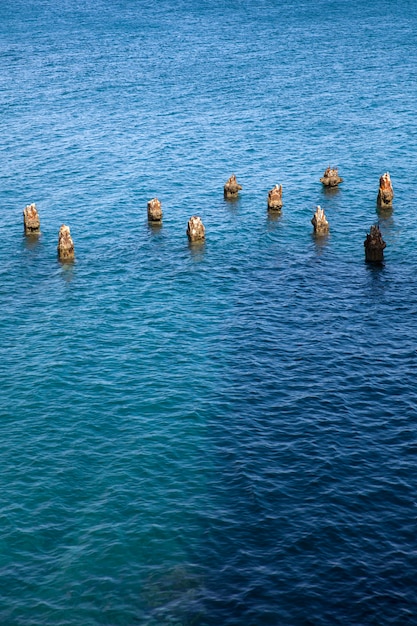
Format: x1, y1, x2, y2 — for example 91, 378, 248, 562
1, 0, 417, 624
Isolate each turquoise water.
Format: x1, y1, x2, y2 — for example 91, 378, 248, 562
1, 0, 417, 624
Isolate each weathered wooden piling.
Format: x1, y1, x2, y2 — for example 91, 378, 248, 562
187, 216, 205, 242
23, 203, 40, 235
320, 166, 343, 187
377, 172, 394, 210
147, 197, 162, 222
267, 184, 283, 211
364, 224, 386, 263
57, 225, 75, 261
311, 205, 329, 235
224, 174, 242, 199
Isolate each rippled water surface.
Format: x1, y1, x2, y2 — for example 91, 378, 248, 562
1, 0, 417, 624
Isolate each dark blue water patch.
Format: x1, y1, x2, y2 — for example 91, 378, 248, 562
1, 0, 417, 624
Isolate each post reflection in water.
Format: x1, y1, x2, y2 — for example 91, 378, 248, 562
147, 221, 163, 237
187, 239, 206, 262
266, 210, 283, 232
311, 231, 330, 256
22, 233, 41, 252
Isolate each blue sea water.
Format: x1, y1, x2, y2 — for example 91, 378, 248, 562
1, 0, 417, 623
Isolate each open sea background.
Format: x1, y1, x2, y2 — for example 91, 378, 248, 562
1, 0, 417, 624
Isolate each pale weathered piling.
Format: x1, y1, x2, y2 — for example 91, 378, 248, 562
311, 205, 329, 235
23, 203, 40, 235
267, 184, 283, 211
186, 216, 205, 242
224, 174, 242, 199
364, 224, 386, 263
320, 166, 343, 187
377, 172, 394, 210
57, 225, 75, 261
147, 197, 162, 222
